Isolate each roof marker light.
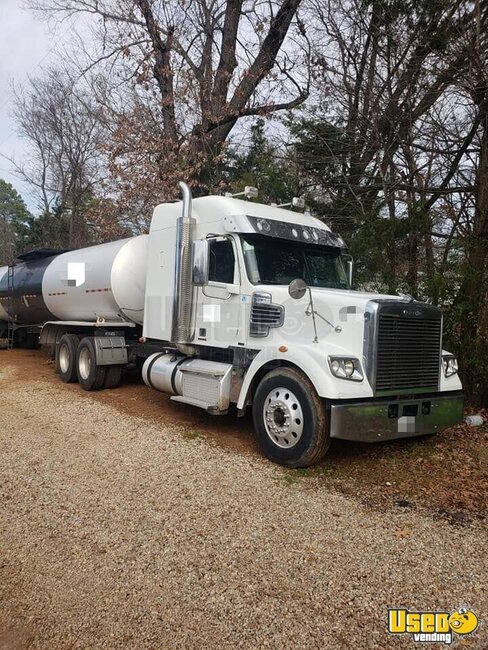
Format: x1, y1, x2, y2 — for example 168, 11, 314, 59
225, 186, 258, 200
277, 197, 306, 210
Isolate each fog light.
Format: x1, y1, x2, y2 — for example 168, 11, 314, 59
422, 401, 431, 415
388, 404, 399, 419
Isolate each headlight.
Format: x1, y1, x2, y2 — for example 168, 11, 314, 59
442, 354, 458, 377
328, 357, 363, 382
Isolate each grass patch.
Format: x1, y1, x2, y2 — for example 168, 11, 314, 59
315, 464, 332, 477
293, 467, 313, 478
281, 473, 299, 486
279, 464, 332, 486
182, 429, 203, 441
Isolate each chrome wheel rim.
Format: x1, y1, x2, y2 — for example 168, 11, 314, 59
78, 347, 91, 380
263, 387, 304, 448
59, 343, 70, 374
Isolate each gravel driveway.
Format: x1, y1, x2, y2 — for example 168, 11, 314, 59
0, 361, 487, 649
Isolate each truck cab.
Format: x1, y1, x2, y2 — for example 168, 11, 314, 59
141, 186, 463, 466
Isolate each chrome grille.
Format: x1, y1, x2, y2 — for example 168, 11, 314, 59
374, 303, 442, 394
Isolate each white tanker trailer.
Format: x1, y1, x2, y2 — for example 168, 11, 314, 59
0, 237, 147, 324
0, 183, 464, 467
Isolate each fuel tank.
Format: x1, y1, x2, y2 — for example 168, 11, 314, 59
0, 235, 149, 325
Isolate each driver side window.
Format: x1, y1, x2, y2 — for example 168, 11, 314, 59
208, 239, 235, 284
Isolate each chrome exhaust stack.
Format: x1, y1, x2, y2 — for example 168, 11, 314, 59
172, 181, 196, 354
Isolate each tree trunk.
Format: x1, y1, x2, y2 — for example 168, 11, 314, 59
457, 107, 488, 406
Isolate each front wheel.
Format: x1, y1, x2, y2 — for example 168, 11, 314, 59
252, 367, 330, 468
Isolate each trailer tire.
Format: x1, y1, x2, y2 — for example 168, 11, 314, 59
57, 334, 80, 383
103, 365, 123, 389
252, 367, 330, 468
76, 337, 106, 391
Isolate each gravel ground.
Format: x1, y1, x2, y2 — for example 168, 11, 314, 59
0, 361, 487, 649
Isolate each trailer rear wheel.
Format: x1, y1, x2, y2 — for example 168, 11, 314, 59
57, 334, 80, 383
103, 365, 123, 389
252, 367, 330, 468
76, 337, 107, 391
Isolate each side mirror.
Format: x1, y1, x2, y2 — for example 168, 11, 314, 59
192, 239, 209, 286
346, 259, 353, 288
288, 278, 308, 300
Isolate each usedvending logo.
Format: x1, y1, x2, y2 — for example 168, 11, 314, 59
388, 607, 479, 644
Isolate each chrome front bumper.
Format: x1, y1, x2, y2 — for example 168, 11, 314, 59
329, 391, 463, 442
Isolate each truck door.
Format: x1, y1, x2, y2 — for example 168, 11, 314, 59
195, 236, 242, 346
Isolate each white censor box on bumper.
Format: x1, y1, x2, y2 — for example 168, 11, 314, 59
398, 416, 416, 433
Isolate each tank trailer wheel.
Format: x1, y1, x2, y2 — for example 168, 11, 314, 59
252, 367, 330, 468
76, 337, 107, 391
56, 334, 80, 383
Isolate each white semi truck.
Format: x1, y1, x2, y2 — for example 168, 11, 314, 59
0, 183, 463, 467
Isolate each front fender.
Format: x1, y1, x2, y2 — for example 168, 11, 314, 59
236, 345, 373, 409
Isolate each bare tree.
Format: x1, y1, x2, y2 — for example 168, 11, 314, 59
307, 0, 471, 209
289, 0, 475, 289
30, 0, 310, 203
13, 70, 105, 247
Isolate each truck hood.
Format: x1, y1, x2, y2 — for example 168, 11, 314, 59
307, 286, 409, 306
267, 285, 416, 360
279, 286, 412, 320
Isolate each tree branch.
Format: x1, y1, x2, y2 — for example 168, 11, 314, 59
134, 0, 178, 142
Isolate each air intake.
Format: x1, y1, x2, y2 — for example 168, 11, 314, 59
250, 292, 284, 337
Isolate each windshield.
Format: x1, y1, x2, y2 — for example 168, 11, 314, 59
240, 234, 349, 289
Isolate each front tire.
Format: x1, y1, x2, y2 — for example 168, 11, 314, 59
76, 337, 107, 391
252, 367, 330, 468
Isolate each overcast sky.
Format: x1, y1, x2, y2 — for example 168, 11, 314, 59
0, 0, 63, 210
